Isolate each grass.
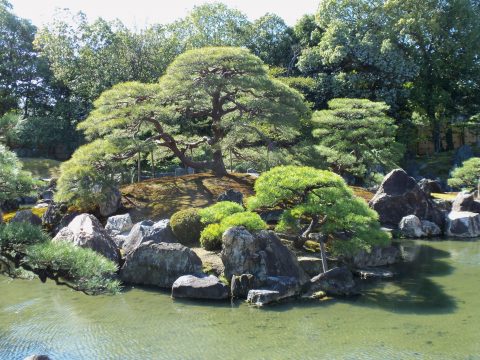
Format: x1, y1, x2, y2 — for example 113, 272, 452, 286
121, 173, 255, 222
20, 157, 62, 179
350, 186, 375, 202
431, 192, 458, 201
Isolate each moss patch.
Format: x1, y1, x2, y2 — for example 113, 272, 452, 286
3, 207, 47, 223
431, 192, 458, 201
350, 186, 375, 202
121, 173, 255, 222
20, 157, 62, 179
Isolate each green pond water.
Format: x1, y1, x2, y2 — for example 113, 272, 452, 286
1, 239, 479, 360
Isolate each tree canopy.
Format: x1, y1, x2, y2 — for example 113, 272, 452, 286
0, 144, 35, 203
448, 157, 480, 190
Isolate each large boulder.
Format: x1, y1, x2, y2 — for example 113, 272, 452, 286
306, 267, 357, 297
98, 187, 121, 217
421, 220, 442, 237
120, 241, 202, 288
122, 219, 176, 255
221, 227, 308, 285
451, 191, 480, 213
369, 169, 444, 228
418, 178, 443, 196
217, 189, 244, 205
53, 214, 120, 263
349, 246, 400, 268
172, 274, 229, 300
105, 213, 133, 236
446, 211, 480, 238
10, 210, 42, 226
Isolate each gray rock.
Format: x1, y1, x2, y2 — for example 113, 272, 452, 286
217, 189, 243, 205
297, 256, 324, 277
369, 169, 444, 228
399, 215, 424, 238
433, 198, 452, 213
418, 178, 443, 196
451, 191, 480, 213
10, 210, 42, 226
306, 267, 357, 297
0, 211, 3, 224
421, 220, 442, 237
247, 290, 281, 306
105, 213, 133, 235
172, 274, 229, 300
221, 227, 308, 285
120, 241, 202, 288
122, 219, 176, 255
350, 246, 400, 268
446, 211, 480, 238
42, 203, 77, 235
98, 186, 121, 217
231, 274, 261, 298
53, 214, 120, 263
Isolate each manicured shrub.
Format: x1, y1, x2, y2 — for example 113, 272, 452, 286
198, 201, 244, 225
220, 212, 267, 233
199, 211, 267, 251
448, 157, 480, 191
200, 223, 223, 251
170, 208, 203, 245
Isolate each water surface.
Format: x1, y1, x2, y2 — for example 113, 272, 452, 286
1, 239, 479, 360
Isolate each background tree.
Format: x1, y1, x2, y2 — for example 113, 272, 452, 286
0, 144, 35, 203
448, 157, 480, 190
74, 47, 308, 178
312, 98, 404, 184
247, 166, 391, 268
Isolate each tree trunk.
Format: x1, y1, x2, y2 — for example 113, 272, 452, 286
319, 239, 328, 273
446, 125, 454, 151
433, 120, 442, 153
211, 150, 228, 177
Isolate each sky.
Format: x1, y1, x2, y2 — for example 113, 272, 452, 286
9, 0, 318, 28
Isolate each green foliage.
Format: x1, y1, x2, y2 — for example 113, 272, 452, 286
170, 208, 203, 245
312, 98, 404, 183
448, 158, 480, 191
248, 166, 390, 256
0, 222, 49, 249
198, 201, 244, 225
0, 144, 35, 202
199, 211, 267, 251
26, 242, 120, 294
55, 139, 125, 211
220, 212, 267, 233
200, 223, 223, 251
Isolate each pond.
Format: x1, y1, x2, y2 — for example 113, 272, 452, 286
1, 239, 479, 360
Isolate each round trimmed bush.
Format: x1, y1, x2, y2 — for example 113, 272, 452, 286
198, 201, 244, 225
170, 208, 203, 245
220, 212, 268, 233
200, 223, 223, 251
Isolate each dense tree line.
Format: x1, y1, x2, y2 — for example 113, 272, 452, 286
1, 0, 479, 168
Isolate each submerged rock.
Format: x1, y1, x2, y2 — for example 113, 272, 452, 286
10, 210, 42, 226
24, 356, 51, 360
53, 213, 120, 263
446, 211, 480, 238
172, 274, 229, 300
354, 268, 394, 279
120, 241, 202, 288
369, 169, 444, 228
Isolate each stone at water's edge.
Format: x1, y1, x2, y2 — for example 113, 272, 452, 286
52, 213, 120, 263
221, 227, 309, 285
120, 241, 202, 288
172, 274, 229, 300
10, 210, 42, 226
231, 274, 261, 298
398, 215, 442, 238
24, 356, 51, 360
451, 191, 480, 213
247, 290, 281, 306
349, 246, 400, 268
122, 219, 177, 255
306, 267, 357, 297
369, 169, 444, 228
446, 211, 480, 238
297, 256, 324, 277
